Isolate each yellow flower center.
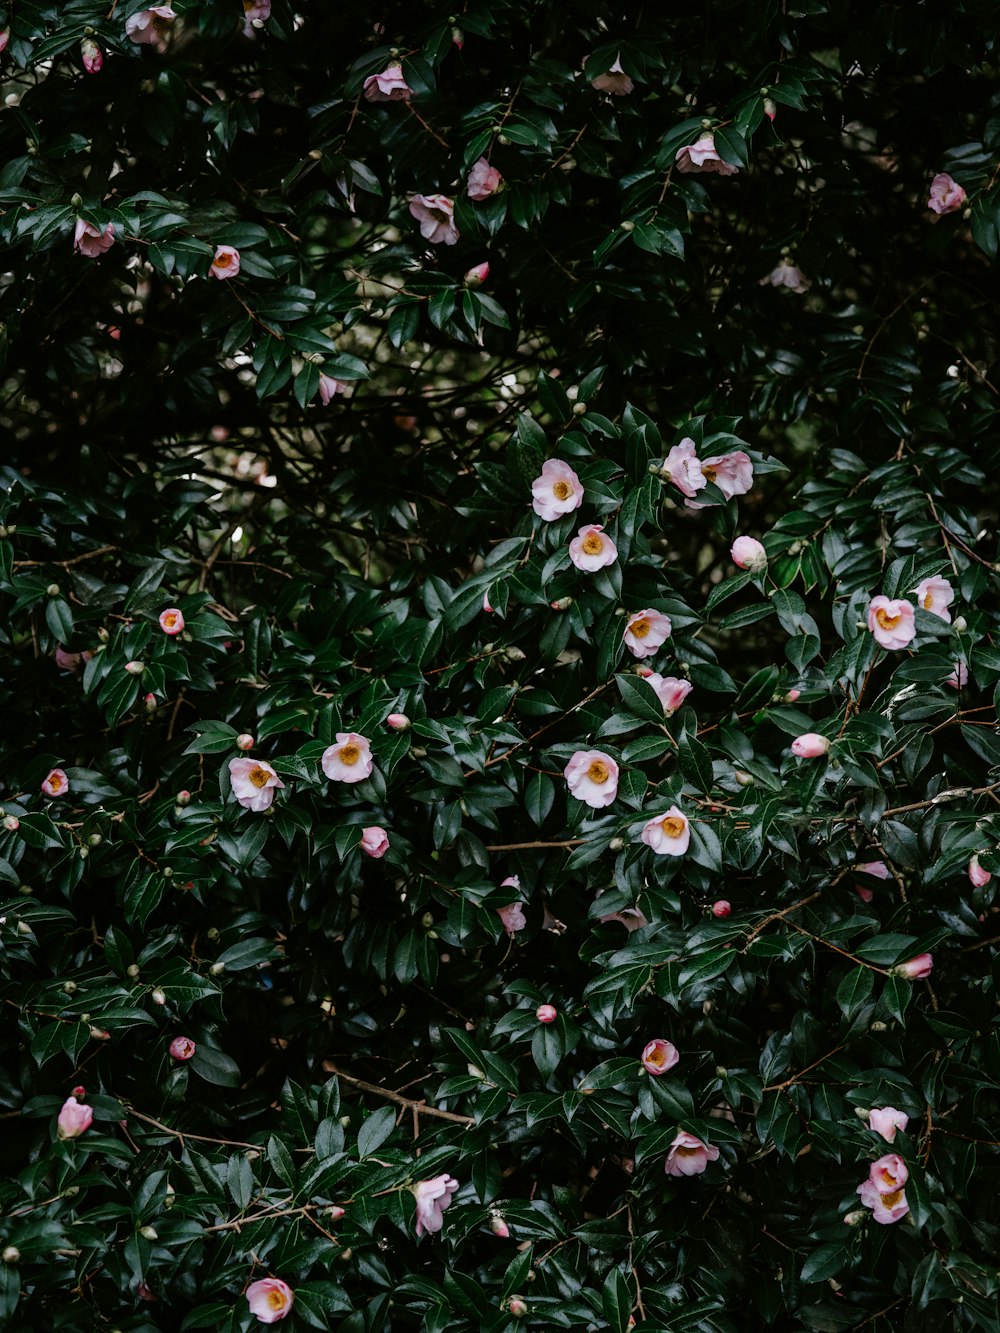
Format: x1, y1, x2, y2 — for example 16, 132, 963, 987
586, 760, 610, 784
878, 1167, 899, 1188
552, 480, 572, 500
581, 532, 604, 555
675, 1144, 700, 1157
49, 775, 63, 792
215, 253, 233, 268
339, 744, 361, 766
429, 208, 449, 224
630, 618, 650, 639
661, 816, 686, 839
875, 608, 900, 630
923, 592, 934, 609
248, 767, 270, 789
702, 464, 717, 482
647, 1048, 666, 1067
881, 1188, 903, 1207
268, 1290, 288, 1311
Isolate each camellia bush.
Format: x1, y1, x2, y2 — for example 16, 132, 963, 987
2, 0, 1000, 1329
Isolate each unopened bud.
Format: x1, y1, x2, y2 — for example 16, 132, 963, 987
953, 616, 967, 633
236, 733, 254, 751
326, 1204, 346, 1220
209, 962, 225, 976
46, 583, 61, 597
144, 693, 157, 712
97, 627, 109, 642
81, 37, 103, 73
62, 980, 78, 994
733, 769, 754, 786
572, 401, 587, 415
843, 1210, 866, 1227
175, 790, 191, 806
16, 920, 32, 935
507, 1297, 528, 1318
78, 846, 89, 860
127, 963, 141, 978
712, 900, 731, 917
489, 1214, 510, 1238
764, 97, 777, 121
451, 26, 464, 47
463, 262, 489, 288
609, 836, 625, 850
2, 1247, 20, 1264
386, 713, 411, 731
550, 596, 573, 611
536, 1004, 557, 1024
3, 816, 18, 832
124, 660, 145, 675
139, 1226, 158, 1241
151, 988, 167, 1005
89, 1026, 110, 1040
620, 220, 635, 232
503, 646, 527, 662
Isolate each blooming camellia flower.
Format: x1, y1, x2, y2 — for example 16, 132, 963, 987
867, 596, 916, 650
321, 732, 374, 784
869, 1153, 908, 1194
74, 219, 115, 258
360, 826, 389, 859
319, 374, 346, 404
228, 757, 285, 812
675, 133, 739, 176
169, 1036, 196, 1061
57, 1097, 94, 1140
912, 575, 954, 622
81, 38, 103, 73
664, 1130, 719, 1177
641, 806, 690, 856
791, 733, 830, 758
731, 536, 767, 571
125, 6, 177, 51
894, 953, 933, 979
536, 1004, 557, 1023
464, 262, 490, 287
564, 749, 619, 808
42, 768, 69, 797
159, 607, 184, 635
641, 1038, 679, 1076
660, 438, 706, 498
531, 459, 584, 520
927, 172, 966, 216
409, 194, 460, 246
209, 245, 240, 280
946, 662, 969, 689
246, 1277, 295, 1324
856, 1177, 909, 1224
696, 452, 754, 501
591, 56, 633, 96
569, 523, 618, 572
363, 62, 413, 102
623, 608, 672, 658
868, 1107, 908, 1142
969, 854, 992, 888
467, 158, 503, 200
643, 673, 692, 715
413, 1174, 459, 1237
761, 261, 810, 293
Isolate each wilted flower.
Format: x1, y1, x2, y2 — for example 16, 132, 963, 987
168, 1036, 196, 1061
623, 608, 672, 658
321, 732, 374, 784
42, 768, 69, 797
731, 536, 767, 571
640, 806, 691, 857
464, 262, 490, 287
497, 901, 526, 934
968, 854, 992, 888
641, 1038, 679, 1076
569, 523, 618, 572
664, 1130, 719, 1177
319, 374, 347, 404
363, 62, 413, 102
55, 646, 90, 672
209, 245, 240, 280
246, 1277, 295, 1324
413, 1174, 459, 1237
927, 173, 966, 216
675, 133, 739, 176
535, 1004, 557, 1023
590, 55, 633, 96
856, 1177, 909, 1224
867, 596, 916, 650
408, 194, 460, 246
894, 953, 933, 979
761, 261, 810, 293
360, 826, 389, 859
791, 733, 830, 758
467, 158, 503, 200
81, 38, 103, 73
531, 459, 584, 520
564, 749, 619, 808
644, 673, 692, 715
125, 6, 177, 51
868, 1107, 908, 1142
912, 575, 954, 622
57, 1097, 94, 1140
228, 757, 285, 812
158, 607, 184, 635
74, 219, 115, 258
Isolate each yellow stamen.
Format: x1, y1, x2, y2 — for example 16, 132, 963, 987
552, 480, 572, 500
661, 816, 686, 839
339, 744, 361, 766
875, 608, 900, 630
923, 592, 934, 610
586, 760, 610, 784
675, 1145, 700, 1157
881, 1188, 903, 1207
248, 767, 270, 788
630, 618, 650, 639
702, 464, 717, 482
268, 1291, 288, 1310
581, 533, 604, 555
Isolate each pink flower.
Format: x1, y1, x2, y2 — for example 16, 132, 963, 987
489, 1214, 510, 1238
856, 1178, 909, 1224
869, 1153, 908, 1194
660, 438, 706, 498
564, 749, 619, 808
698, 452, 754, 501
42, 768, 69, 797
791, 733, 830, 758
321, 732, 374, 784
246, 1277, 295, 1324
0, 30, 8, 54
535, 1004, 557, 1023
730, 536, 767, 571
968, 855, 992, 888
641, 1038, 679, 1076
644, 673, 692, 715
764, 98, 777, 121
125, 6, 177, 51
531, 459, 584, 520
591, 56, 633, 96
467, 158, 503, 200
675, 133, 739, 176
360, 826, 389, 859
243, 0, 272, 22
159, 607, 184, 635
169, 1036, 196, 1061
785, 689, 801, 702
664, 1130, 719, 1177
569, 523, 618, 572
497, 902, 526, 934
483, 591, 494, 613
81, 38, 103, 73
209, 245, 240, 280
55, 647, 88, 672
712, 900, 731, 917
868, 1108, 908, 1142
236, 734, 254, 751
408, 194, 460, 246
857, 860, 890, 880
57, 1097, 94, 1140
641, 806, 691, 857
623, 608, 672, 658
464, 262, 490, 287
319, 374, 347, 404
946, 662, 969, 689
413, 1174, 459, 1237
761, 261, 810, 293
74, 218, 115, 258
364, 62, 413, 103
912, 575, 954, 623
228, 757, 285, 812
927, 173, 966, 216
894, 953, 933, 980
867, 596, 916, 650
386, 713, 411, 731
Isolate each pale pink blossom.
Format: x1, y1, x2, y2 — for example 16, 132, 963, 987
569, 523, 617, 572
641, 1038, 679, 1076
228, 757, 285, 812
413, 1175, 459, 1237
236, 734, 254, 751
55, 647, 90, 672
664, 1130, 719, 1177
531, 459, 584, 521
869, 1153, 908, 1194
564, 749, 619, 808
856, 1178, 909, 1224
712, 900, 731, 917
868, 1107, 908, 1142
698, 452, 754, 500
894, 953, 933, 979
675, 133, 739, 176
867, 596, 916, 650
81, 38, 103, 73
912, 575, 954, 623
791, 733, 830, 758
640, 806, 690, 857
968, 855, 992, 888
42, 768, 69, 798
591, 56, 633, 96
158, 607, 184, 635
927, 173, 966, 216
467, 158, 503, 200
644, 673, 692, 715
364, 62, 413, 102
409, 194, 460, 246
243, 0, 272, 22
946, 662, 969, 689
246, 1277, 295, 1324
360, 826, 389, 859
168, 1036, 196, 1061
125, 6, 177, 51
497, 902, 526, 934
319, 375, 346, 404
761, 261, 810, 293
857, 860, 890, 880
209, 245, 240, 280
74, 219, 115, 258
464, 262, 490, 287
321, 732, 374, 784
57, 1097, 94, 1140
730, 536, 767, 571
623, 608, 672, 658
536, 1004, 557, 1023
386, 713, 410, 731
660, 438, 706, 498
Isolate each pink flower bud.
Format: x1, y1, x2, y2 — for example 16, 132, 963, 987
550, 596, 573, 611
712, 900, 731, 917
791, 733, 830, 758
894, 953, 933, 980
81, 37, 103, 73
508, 1298, 528, 1318
464, 262, 490, 288
386, 713, 411, 731
175, 790, 191, 806
236, 733, 255, 751
57, 1096, 94, 1140
360, 826, 390, 859
483, 592, 494, 613
784, 689, 801, 702
452, 26, 464, 48
3, 815, 19, 832
124, 660, 145, 675
536, 1004, 557, 1024
144, 693, 157, 712
730, 536, 767, 572
168, 1036, 196, 1061
489, 1214, 510, 1238
764, 97, 777, 121
71, 1085, 86, 1098
968, 855, 992, 888
159, 608, 185, 635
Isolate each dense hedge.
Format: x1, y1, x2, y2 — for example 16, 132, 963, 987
1, 2, 1000, 1330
